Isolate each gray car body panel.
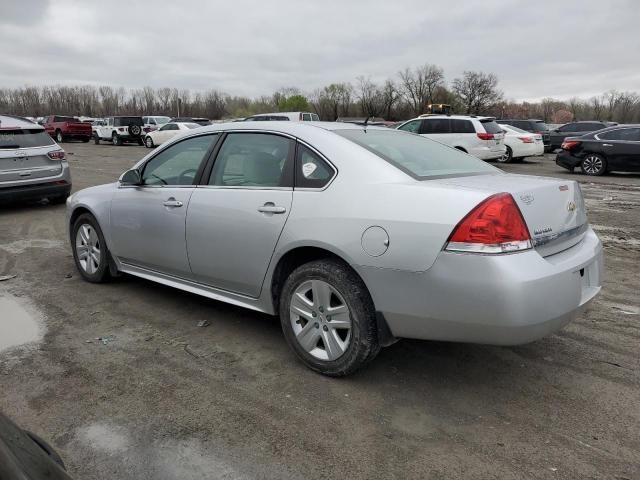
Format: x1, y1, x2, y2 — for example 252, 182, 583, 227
67, 122, 603, 345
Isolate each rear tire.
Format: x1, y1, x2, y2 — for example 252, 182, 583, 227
497, 145, 513, 163
112, 133, 122, 146
56, 130, 64, 143
71, 213, 112, 283
279, 259, 380, 376
581, 154, 607, 176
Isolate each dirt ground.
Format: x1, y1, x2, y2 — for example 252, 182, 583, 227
1, 143, 638, 480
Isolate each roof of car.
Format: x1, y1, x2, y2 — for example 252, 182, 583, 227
498, 118, 545, 122
0, 115, 43, 129
415, 114, 495, 121
188, 121, 388, 135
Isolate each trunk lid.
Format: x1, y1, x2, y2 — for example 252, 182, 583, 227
435, 174, 588, 257
0, 147, 63, 183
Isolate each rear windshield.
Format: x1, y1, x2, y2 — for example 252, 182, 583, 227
0, 129, 55, 149
184, 123, 201, 129
114, 117, 144, 126
533, 121, 549, 131
54, 116, 79, 123
335, 129, 498, 179
480, 119, 503, 134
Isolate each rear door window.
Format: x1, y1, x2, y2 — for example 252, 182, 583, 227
0, 129, 55, 149
420, 118, 450, 134
295, 144, 334, 189
450, 119, 475, 133
599, 128, 640, 141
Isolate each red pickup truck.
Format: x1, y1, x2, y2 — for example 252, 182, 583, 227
43, 115, 92, 143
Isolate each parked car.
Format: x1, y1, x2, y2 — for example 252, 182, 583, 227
42, 115, 92, 143
244, 112, 320, 122
556, 125, 640, 175
496, 119, 551, 151
396, 114, 506, 161
0, 412, 72, 479
144, 121, 201, 148
93, 116, 145, 146
89, 119, 106, 136
498, 124, 544, 163
170, 117, 211, 126
0, 115, 71, 204
548, 121, 616, 150
66, 122, 602, 376
143, 115, 171, 132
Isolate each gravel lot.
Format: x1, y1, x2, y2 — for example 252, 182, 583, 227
1, 143, 638, 479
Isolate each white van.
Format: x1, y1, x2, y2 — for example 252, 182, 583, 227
397, 115, 506, 161
244, 112, 319, 122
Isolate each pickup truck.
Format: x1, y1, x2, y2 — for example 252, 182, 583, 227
42, 115, 92, 143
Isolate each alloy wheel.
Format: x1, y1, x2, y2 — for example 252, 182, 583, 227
75, 224, 101, 274
583, 155, 603, 174
290, 279, 352, 361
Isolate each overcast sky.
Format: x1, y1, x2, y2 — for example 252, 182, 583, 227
2, 0, 639, 101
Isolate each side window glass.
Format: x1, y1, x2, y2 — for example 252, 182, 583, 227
295, 144, 334, 189
209, 133, 293, 188
422, 118, 449, 134
302, 113, 312, 121
142, 134, 218, 186
398, 120, 420, 133
559, 124, 575, 132
451, 119, 474, 133
160, 123, 172, 131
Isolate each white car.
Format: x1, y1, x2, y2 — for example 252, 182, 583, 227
397, 115, 506, 161
144, 122, 201, 148
499, 124, 545, 163
143, 116, 171, 132
244, 112, 320, 122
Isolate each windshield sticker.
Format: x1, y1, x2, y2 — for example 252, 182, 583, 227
302, 162, 317, 178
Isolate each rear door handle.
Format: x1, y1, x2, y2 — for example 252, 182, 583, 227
163, 198, 183, 207
258, 203, 286, 214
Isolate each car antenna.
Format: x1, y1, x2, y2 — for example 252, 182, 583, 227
363, 116, 370, 133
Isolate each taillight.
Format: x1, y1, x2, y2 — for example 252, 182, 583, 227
119, 127, 125, 132
477, 132, 495, 141
518, 136, 534, 143
561, 140, 580, 150
47, 150, 66, 160
445, 193, 531, 254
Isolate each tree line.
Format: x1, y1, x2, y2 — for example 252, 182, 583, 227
1, 64, 638, 124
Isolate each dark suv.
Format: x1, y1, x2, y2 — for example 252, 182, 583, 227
497, 119, 551, 152
548, 121, 616, 150
94, 116, 144, 146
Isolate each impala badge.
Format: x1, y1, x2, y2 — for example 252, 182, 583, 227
520, 194, 534, 205
567, 201, 576, 212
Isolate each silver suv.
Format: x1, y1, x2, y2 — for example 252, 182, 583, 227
0, 115, 72, 204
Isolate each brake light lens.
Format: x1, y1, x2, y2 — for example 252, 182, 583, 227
518, 136, 534, 143
118, 127, 125, 132
47, 150, 66, 160
561, 140, 580, 150
445, 193, 531, 254
477, 132, 495, 141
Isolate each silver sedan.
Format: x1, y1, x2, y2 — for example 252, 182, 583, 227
66, 122, 603, 376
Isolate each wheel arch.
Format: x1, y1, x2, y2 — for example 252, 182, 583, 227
268, 244, 396, 346
69, 204, 119, 276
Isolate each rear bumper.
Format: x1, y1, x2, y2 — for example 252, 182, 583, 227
357, 227, 603, 345
0, 181, 71, 203
556, 151, 583, 169
473, 145, 507, 160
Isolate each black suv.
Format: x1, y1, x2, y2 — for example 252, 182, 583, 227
94, 116, 144, 146
548, 121, 616, 150
497, 119, 551, 151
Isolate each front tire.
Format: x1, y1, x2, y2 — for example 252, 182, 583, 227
112, 133, 122, 146
94, 133, 100, 145
581, 154, 607, 176
497, 145, 513, 163
71, 213, 111, 283
56, 130, 64, 143
279, 259, 380, 376
145, 136, 154, 148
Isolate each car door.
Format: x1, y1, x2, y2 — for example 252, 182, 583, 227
159, 123, 179, 143
551, 123, 577, 148
420, 118, 451, 145
98, 118, 111, 139
109, 133, 220, 276
186, 131, 294, 297
598, 128, 640, 171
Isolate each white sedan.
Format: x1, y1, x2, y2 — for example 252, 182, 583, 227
499, 124, 544, 163
144, 122, 201, 148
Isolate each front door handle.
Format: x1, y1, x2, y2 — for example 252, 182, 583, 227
258, 203, 286, 214
163, 198, 183, 207
602, 143, 613, 147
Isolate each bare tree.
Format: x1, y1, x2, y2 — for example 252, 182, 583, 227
616, 92, 639, 123
398, 64, 444, 115
590, 96, 604, 120
452, 71, 502, 115
355, 76, 384, 117
604, 90, 621, 121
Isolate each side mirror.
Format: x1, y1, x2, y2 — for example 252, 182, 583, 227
119, 169, 142, 186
